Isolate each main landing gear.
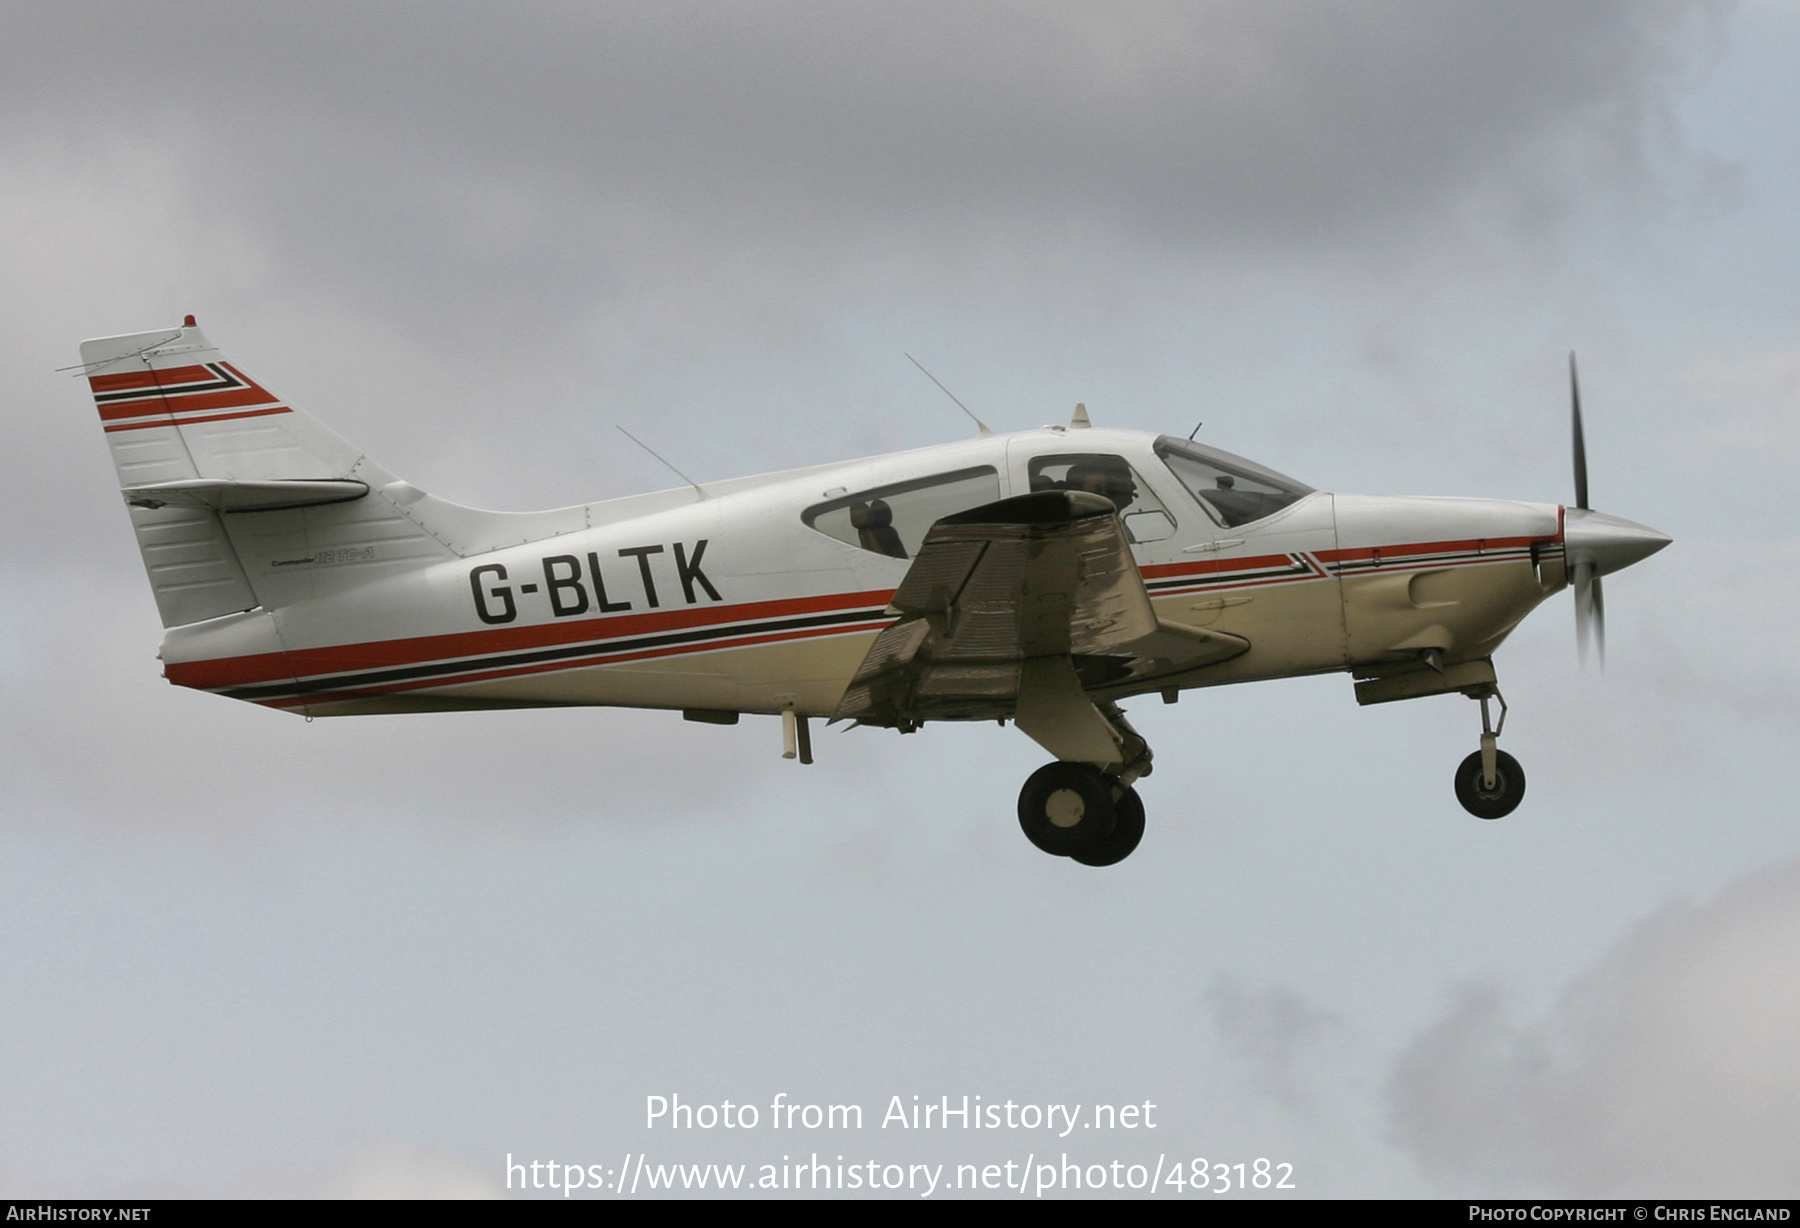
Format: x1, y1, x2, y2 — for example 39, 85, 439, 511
1454, 687, 1525, 819
1017, 763, 1147, 866
1017, 703, 1150, 866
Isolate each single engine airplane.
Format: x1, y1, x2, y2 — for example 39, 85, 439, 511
78, 319, 1669, 865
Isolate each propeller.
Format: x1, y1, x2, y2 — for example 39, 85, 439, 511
1568, 352, 1603, 667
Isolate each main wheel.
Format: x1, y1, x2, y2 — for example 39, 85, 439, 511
1018, 761, 1117, 856
1071, 786, 1145, 866
1454, 749, 1526, 819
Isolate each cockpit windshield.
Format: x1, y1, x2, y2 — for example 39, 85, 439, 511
1154, 436, 1314, 528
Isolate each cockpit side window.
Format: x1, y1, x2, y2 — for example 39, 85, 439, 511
1154, 437, 1313, 529
803, 466, 1002, 559
1025, 453, 1178, 544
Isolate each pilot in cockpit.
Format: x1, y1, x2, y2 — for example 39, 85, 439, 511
1063, 456, 1139, 513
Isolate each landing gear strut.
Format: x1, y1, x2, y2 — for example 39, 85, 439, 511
1454, 687, 1525, 819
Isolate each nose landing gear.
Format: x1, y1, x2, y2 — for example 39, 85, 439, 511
1454, 688, 1525, 818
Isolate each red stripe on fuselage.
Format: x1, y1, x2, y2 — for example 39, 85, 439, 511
1139, 552, 1301, 582
166, 589, 899, 691
253, 621, 879, 709
1314, 534, 1546, 565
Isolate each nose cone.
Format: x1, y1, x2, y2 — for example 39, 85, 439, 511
1564, 508, 1671, 577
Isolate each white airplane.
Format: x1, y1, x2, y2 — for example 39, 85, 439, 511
79, 318, 1669, 865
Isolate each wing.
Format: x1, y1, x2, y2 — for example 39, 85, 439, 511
834, 490, 1248, 761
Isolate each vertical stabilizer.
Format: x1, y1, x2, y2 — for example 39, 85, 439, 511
78, 318, 439, 627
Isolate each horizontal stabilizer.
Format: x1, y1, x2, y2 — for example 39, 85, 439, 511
123, 478, 370, 513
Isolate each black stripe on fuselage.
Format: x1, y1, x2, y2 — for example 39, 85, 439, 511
1142, 557, 1318, 594
219, 606, 896, 703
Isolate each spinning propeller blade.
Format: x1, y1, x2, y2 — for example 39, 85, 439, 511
1572, 558, 1605, 668
1569, 352, 1604, 667
1570, 352, 1589, 512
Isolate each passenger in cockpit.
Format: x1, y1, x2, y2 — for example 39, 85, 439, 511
850, 498, 907, 559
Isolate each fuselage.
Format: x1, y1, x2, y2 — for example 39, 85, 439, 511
156, 426, 1570, 720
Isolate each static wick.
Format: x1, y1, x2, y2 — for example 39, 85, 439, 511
906, 354, 992, 437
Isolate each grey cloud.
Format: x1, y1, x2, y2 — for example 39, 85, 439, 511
1389, 858, 1800, 1197
0, 2, 1726, 333
5, 2, 1729, 575
1207, 973, 1343, 1111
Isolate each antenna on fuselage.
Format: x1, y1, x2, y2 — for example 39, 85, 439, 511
1188, 421, 1203, 441
905, 354, 993, 437
615, 425, 707, 500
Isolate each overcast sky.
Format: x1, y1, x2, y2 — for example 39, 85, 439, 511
2, 1, 1796, 1199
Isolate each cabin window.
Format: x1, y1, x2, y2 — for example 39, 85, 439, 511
803, 466, 1002, 559
1025, 453, 1179, 544
1154, 437, 1313, 528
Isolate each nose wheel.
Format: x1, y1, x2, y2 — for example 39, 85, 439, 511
1455, 688, 1525, 818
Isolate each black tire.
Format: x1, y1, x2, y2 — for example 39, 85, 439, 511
1454, 749, 1526, 819
1018, 761, 1117, 856
1071, 786, 1145, 866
